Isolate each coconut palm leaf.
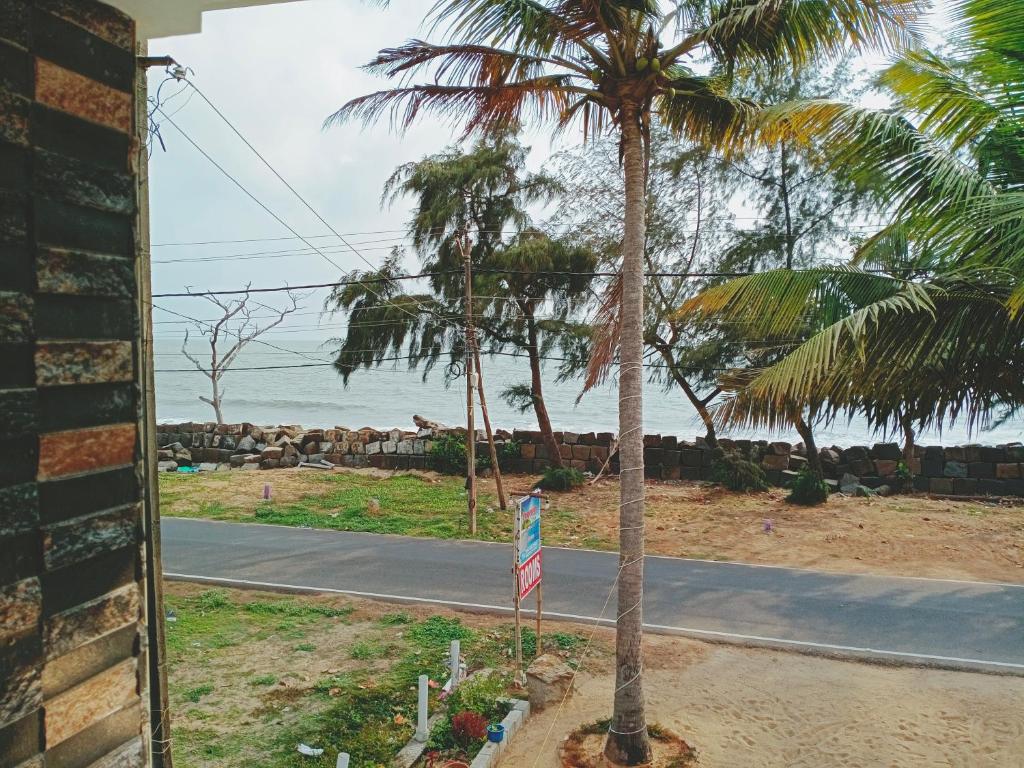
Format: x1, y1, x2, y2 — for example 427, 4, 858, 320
669, 0, 921, 70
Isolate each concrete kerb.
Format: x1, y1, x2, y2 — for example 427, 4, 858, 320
392, 681, 530, 768
470, 699, 531, 768
394, 712, 445, 768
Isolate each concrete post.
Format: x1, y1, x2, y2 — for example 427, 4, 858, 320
450, 639, 461, 689
336, 753, 350, 768
415, 674, 429, 742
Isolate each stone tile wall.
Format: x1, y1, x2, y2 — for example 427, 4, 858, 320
0, 2, 149, 766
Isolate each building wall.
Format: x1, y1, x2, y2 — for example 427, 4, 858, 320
0, 2, 150, 766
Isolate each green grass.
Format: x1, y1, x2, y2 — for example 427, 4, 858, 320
378, 611, 413, 626
160, 471, 514, 542
349, 640, 386, 660
164, 585, 532, 768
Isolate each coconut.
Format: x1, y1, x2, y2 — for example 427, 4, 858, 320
636, 57, 650, 71
650, 57, 662, 73
589, 69, 602, 83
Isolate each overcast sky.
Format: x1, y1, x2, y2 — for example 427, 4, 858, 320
147, 0, 945, 342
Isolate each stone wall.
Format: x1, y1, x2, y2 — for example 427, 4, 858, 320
0, 2, 150, 768
155, 420, 1024, 498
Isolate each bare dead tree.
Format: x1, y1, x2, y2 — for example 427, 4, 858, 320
180, 286, 302, 423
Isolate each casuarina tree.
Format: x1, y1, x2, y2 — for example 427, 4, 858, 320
324, 134, 594, 467
326, 0, 921, 761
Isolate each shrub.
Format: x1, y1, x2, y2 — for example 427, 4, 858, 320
429, 434, 469, 474
709, 448, 768, 492
451, 711, 488, 747
445, 672, 510, 722
539, 466, 585, 491
499, 440, 521, 469
428, 433, 493, 475
786, 466, 829, 506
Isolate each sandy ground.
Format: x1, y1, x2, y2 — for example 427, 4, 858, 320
500, 632, 1024, 768
541, 478, 1024, 584
161, 468, 1024, 583
165, 583, 1024, 768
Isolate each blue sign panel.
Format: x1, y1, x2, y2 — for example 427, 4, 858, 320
517, 494, 542, 566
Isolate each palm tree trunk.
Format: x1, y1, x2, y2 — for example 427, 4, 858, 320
604, 109, 652, 766
901, 413, 916, 487
525, 311, 564, 469
793, 414, 822, 478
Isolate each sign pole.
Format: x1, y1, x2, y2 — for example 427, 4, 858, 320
535, 582, 542, 657
512, 498, 524, 685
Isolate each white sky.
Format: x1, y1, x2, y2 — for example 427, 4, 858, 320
147, 0, 946, 341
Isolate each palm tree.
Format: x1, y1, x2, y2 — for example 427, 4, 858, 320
678, 0, 1024, 447
326, 1, 920, 761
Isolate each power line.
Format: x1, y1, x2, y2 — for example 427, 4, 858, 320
152, 221, 888, 249
154, 352, 436, 373
152, 106, 349, 276
172, 78, 453, 331
149, 302, 327, 364
153, 228, 415, 247
154, 266, 902, 299
152, 270, 458, 298
152, 239, 414, 265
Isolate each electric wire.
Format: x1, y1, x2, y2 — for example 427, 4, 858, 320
155, 265, 905, 298
172, 77, 461, 332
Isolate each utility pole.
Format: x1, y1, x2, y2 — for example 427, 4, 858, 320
461, 230, 477, 534
474, 347, 507, 510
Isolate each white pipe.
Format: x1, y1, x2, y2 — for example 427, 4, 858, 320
449, 639, 461, 689
415, 674, 429, 742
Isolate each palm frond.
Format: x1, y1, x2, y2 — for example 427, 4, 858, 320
878, 50, 1001, 152
677, 266, 912, 337
579, 273, 622, 400
327, 77, 582, 136
657, 74, 756, 148
672, 0, 924, 70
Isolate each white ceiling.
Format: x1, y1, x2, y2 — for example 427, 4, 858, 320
106, 0, 304, 39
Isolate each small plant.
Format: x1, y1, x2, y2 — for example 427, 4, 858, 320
539, 466, 584, 491
895, 461, 912, 492
407, 616, 473, 647
425, 717, 454, 751
709, 448, 768, 492
349, 640, 384, 660
378, 611, 412, 626
451, 711, 488, 747
185, 683, 214, 702
445, 672, 510, 722
195, 590, 230, 611
248, 674, 277, 686
786, 466, 829, 506
294, 642, 316, 652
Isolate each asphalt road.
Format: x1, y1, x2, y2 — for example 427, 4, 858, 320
162, 518, 1024, 674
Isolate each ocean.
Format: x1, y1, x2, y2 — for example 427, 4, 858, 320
154, 340, 1023, 446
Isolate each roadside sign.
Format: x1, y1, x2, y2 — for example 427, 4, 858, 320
513, 491, 544, 677
517, 493, 541, 566
518, 549, 542, 600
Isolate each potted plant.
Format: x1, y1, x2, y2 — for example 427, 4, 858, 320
486, 723, 505, 743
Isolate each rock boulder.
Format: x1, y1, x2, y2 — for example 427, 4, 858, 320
525, 654, 575, 711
